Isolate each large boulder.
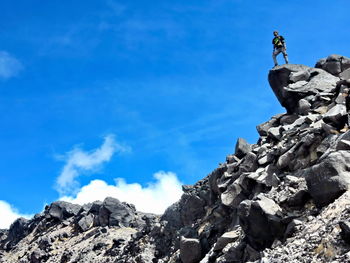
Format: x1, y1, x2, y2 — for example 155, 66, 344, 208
47, 201, 81, 221
323, 103, 347, 126
77, 213, 94, 232
305, 151, 350, 207
315, 54, 350, 77
180, 237, 202, 263
179, 194, 206, 226
235, 138, 252, 158
161, 202, 183, 229
208, 166, 226, 196
220, 183, 245, 207
98, 197, 136, 227
214, 228, 242, 251
238, 195, 285, 250
268, 64, 339, 113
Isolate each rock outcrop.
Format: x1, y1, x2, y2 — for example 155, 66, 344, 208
2, 54, 350, 262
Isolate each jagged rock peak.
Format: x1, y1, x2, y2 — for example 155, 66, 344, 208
268, 54, 350, 115
3, 55, 350, 262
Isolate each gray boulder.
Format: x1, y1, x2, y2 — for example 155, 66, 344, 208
315, 54, 350, 76
340, 68, 350, 79
256, 115, 281, 136
246, 169, 280, 188
220, 183, 244, 207
98, 197, 136, 227
179, 194, 206, 226
268, 127, 282, 141
238, 195, 285, 249
180, 237, 202, 263
214, 228, 242, 251
235, 138, 252, 158
297, 99, 311, 115
336, 139, 350, 151
280, 114, 300, 125
323, 104, 347, 125
268, 64, 338, 113
77, 213, 94, 232
289, 69, 311, 83
208, 167, 226, 195
239, 152, 258, 173
162, 202, 183, 229
47, 201, 81, 221
305, 151, 350, 207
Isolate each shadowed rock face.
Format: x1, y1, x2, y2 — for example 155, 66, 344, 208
3, 55, 350, 263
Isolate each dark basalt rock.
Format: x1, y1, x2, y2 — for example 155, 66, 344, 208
315, 54, 350, 77
305, 151, 350, 208
238, 195, 286, 250
268, 64, 338, 113
77, 213, 94, 231
98, 197, 137, 227
235, 138, 252, 158
339, 221, 350, 244
47, 201, 81, 221
180, 237, 202, 263
3, 55, 350, 263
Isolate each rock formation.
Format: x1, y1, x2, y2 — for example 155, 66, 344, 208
2, 54, 350, 262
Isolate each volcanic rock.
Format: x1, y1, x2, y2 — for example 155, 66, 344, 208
268, 64, 338, 113
3, 55, 350, 262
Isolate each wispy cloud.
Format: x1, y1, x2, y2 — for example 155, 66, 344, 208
0, 201, 32, 229
0, 51, 23, 79
61, 171, 183, 214
56, 134, 130, 195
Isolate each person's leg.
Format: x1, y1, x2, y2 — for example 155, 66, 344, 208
273, 49, 281, 66
282, 48, 289, 64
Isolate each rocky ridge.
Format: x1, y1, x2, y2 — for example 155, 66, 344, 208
2, 54, 350, 262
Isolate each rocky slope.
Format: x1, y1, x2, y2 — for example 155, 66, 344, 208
2, 54, 350, 263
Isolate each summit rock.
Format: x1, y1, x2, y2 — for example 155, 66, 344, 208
268, 64, 339, 113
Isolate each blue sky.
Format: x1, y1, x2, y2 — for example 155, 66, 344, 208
1, 0, 349, 227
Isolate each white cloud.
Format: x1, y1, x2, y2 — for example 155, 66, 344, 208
61, 171, 183, 214
0, 51, 23, 79
56, 134, 130, 195
0, 201, 32, 229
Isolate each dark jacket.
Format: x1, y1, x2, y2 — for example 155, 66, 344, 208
272, 36, 285, 49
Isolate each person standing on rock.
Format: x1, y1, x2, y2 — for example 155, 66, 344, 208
272, 30, 289, 67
